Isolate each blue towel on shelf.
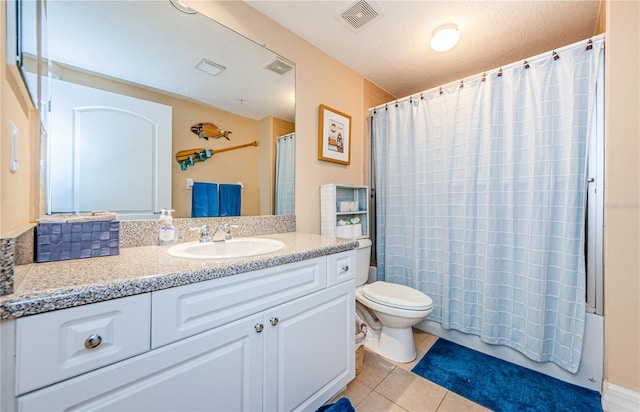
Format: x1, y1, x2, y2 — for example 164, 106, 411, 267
191, 182, 219, 217
219, 184, 241, 216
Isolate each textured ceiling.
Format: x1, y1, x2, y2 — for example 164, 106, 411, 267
245, 0, 602, 99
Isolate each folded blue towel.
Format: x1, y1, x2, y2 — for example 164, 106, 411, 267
191, 182, 219, 217
316, 398, 355, 412
219, 184, 241, 216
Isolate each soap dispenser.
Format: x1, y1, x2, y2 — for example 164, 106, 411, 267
158, 208, 178, 246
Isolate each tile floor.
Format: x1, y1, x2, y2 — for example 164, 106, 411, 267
333, 329, 491, 412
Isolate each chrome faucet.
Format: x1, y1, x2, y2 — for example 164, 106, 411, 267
190, 225, 213, 242
212, 224, 236, 242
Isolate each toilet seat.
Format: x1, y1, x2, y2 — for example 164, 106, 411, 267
362, 281, 433, 311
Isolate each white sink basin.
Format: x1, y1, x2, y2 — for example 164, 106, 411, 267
167, 237, 285, 259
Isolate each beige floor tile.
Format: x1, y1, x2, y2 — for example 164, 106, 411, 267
436, 391, 492, 412
416, 331, 438, 352
333, 378, 375, 407
391, 330, 439, 371
356, 349, 397, 389
355, 390, 408, 412
412, 328, 432, 346
375, 367, 448, 412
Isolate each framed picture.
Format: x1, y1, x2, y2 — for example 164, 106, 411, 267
318, 104, 351, 165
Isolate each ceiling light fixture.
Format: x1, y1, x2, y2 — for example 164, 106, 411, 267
430, 23, 459, 52
169, 0, 197, 15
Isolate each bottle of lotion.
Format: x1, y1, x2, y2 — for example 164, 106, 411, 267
158, 208, 178, 245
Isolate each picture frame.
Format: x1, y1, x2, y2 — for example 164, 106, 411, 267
318, 104, 351, 165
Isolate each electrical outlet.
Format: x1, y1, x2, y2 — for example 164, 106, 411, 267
186, 178, 194, 189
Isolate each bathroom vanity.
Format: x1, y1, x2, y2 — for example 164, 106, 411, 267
0, 233, 357, 412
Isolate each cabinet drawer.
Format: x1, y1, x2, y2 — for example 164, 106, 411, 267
151, 256, 327, 348
15, 294, 150, 395
326, 250, 356, 286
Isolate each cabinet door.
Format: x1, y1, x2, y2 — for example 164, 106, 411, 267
264, 280, 355, 412
18, 314, 264, 412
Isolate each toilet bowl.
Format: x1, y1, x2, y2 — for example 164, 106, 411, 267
354, 239, 433, 363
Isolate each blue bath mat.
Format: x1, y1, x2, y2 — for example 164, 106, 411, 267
412, 338, 602, 412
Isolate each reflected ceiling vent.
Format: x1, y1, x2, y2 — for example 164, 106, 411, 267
338, 0, 381, 32
265, 57, 294, 76
194, 58, 226, 76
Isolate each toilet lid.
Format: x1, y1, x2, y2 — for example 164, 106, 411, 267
362, 282, 433, 311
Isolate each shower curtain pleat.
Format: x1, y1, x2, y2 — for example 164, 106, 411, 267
275, 133, 295, 215
372, 37, 604, 373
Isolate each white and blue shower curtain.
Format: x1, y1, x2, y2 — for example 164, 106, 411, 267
371, 37, 604, 373
275, 133, 295, 215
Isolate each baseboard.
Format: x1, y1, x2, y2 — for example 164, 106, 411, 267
601, 380, 640, 412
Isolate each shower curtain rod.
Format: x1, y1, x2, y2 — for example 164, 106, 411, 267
277, 132, 295, 140
368, 33, 605, 112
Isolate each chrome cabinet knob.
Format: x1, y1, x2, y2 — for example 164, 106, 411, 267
342, 265, 349, 272
255, 324, 264, 333
270, 317, 279, 326
84, 334, 102, 349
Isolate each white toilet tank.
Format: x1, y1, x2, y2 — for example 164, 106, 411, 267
355, 238, 372, 286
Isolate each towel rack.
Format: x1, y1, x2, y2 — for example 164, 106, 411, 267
176, 141, 258, 170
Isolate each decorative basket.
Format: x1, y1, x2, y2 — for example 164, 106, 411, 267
355, 345, 365, 376
35, 213, 120, 263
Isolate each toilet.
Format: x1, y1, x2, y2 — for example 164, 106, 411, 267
354, 239, 433, 363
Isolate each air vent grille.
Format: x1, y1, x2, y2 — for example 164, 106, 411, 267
265, 58, 294, 75
194, 58, 226, 76
339, 0, 380, 32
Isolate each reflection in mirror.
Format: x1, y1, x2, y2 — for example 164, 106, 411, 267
41, 0, 295, 219
12, 0, 48, 113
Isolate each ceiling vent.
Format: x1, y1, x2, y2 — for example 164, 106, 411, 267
194, 58, 226, 76
265, 57, 294, 76
338, 0, 381, 32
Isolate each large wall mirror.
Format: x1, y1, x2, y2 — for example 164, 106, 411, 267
18, 0, 295, 219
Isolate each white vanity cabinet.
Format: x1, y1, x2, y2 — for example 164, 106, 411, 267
3, 250, 356, 412
17, 312, 265, 412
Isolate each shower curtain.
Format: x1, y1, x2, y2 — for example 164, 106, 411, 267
371, 37, 604, 373
275, 133, 295, 215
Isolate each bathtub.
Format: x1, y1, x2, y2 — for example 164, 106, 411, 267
416, 312, 603, 392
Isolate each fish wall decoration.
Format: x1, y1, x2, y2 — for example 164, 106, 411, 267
191, 122, 232, 140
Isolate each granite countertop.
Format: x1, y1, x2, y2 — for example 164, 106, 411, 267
1, 233, 359, 320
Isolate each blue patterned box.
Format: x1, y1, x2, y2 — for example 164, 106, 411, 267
36, 220, 120, 263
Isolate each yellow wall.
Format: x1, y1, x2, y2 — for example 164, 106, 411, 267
604, 0, 640, 394
0, 2, 39, 236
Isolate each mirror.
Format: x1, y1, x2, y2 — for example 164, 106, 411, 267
31, 0, 295, 218
10, 0, 49, 117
